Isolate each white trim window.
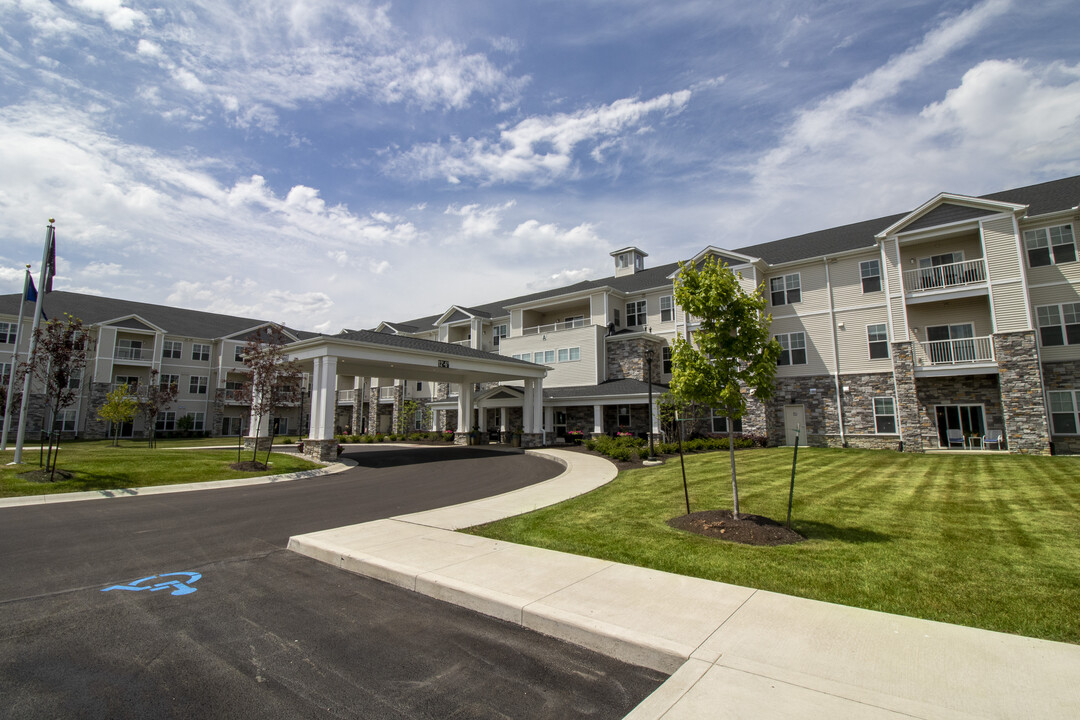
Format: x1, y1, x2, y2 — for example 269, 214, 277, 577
116, 338, 143, 360
770, 273, 801, 306
156, 411, 176, 432
233, 345, 245, 362
873, 397, 897, 434
57, 409, 77, 432
557, 347, 581, 362
860, 260, 881, 293
1048, 390, 1079, 435
867, 324, 889, 359
1, 362, 11, 381
659, 296, 674, 322
162, 340, 182, 359
775, 332, 807, 366
189, 375, 208, 394
533, 350, 555, 364
662, 346, 672, 374
710, 411, 742, 434
492, 324, 508, 348
190, 412, 205, 431
1024, 225, 1076, 267
626, 300, 647, 327
0, 322, 17, 344
66, 369, 82, 391
159, 373, 180, 390
1036, 303, 1080, 347
192, 343, 211, 361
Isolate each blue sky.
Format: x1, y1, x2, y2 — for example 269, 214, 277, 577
1, 0, 1078, 333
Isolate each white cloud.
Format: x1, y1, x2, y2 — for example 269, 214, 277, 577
70, 0, 146, 31
389, 90, 692, 185
444, 201, 515, 238
526, 267, 597, 291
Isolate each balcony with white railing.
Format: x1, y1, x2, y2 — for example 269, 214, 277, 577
378, 386, 397, 400
521, 317, 588, 336
914, 335, 996, 376
114, 347, 151, 363
902, 258, 988, 298
450, 339, 473, 347
337, 389, 356, 404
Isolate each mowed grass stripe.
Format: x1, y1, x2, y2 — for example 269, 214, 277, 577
469, 447, 1080, 643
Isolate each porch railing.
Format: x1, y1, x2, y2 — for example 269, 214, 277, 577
337, 389, 356, 403
903, 258, 987, 294
521, 318, 587, 335
917, 336, 994, 365
378, 386, 397, 400
114, 347, 147, 361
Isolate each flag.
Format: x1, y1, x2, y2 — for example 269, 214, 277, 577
25, 276, 37, 303
45, 228, 56, 293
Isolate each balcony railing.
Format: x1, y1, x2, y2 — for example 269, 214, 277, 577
378, 386, 397, 400
903, 258, 987, 295
450, 339, 472, 347
114, 348, 148, 361
521, 318, 587, 336
917, 336, 994, 366
337, 389, 356, 403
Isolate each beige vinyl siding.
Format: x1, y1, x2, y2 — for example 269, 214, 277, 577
906, 297, 994, 337
883, 238, 908, 341
499, 324, 600, 388
93, 325, 117, 382
829, 253, 883, 308
590, 292, 608, 327
644, 288, 677, 331
1030, 284, 1080, 362
1024, 220, 1080, 285
980, 216, 1029, 333
771, 314, 832, 377
767, 262, 829, 315
833, 307, 893, 374
900, 231, 982, 269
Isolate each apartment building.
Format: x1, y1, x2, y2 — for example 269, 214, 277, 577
0, 293, 313, 441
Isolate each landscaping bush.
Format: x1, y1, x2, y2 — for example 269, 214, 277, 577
607, 446, 632, 462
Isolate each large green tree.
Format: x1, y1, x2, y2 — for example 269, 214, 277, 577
97, 383, 138, 446
670, 257, 780, 519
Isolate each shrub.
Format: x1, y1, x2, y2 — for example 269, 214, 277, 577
361, 434, 375, 443
607, 446, 632, 462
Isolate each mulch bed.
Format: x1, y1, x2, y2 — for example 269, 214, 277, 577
667, 509, 806, 546
18, 469, 75, 483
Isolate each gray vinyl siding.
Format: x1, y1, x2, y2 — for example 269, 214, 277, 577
982, 216, 1030, 333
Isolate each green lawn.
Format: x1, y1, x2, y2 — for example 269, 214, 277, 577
469, 447, 1080, 644
0, 439, 322, 497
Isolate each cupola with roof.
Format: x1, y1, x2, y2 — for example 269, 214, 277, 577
610, 247, 648, 277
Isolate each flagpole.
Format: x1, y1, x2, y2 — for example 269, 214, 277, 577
0, 266, 32, 451
11, 220, 55, 465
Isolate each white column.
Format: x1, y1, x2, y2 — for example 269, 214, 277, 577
478, 405, 487, 432
499, 407, 508, 432
652, 399, 661, 434
593, 404, 604, 435
522, 379, 536, 433
544, 406, 554, 434
308, 355, 338, 440
457, 381, 474, 433
247, 369, 268, 438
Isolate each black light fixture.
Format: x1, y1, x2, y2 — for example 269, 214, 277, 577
644, 346, 656, 460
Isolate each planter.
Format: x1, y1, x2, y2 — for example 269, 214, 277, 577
510, 435, 521, 447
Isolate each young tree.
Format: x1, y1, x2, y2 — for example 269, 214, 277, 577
27, 313, 92, 478
242, 324, 302, 465
97, 383, 138, 446
396, 399, 429, 435
670, 257, 781, 519
139, 369, 178, 449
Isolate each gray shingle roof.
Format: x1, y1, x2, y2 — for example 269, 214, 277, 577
332, 328, 539, 366
543, 379, 668, 399
0, 290, 316, 340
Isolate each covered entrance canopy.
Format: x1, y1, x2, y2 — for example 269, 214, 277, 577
285, 330, 547, 454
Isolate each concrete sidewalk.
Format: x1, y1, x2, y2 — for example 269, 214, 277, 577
288, 449, 1080, 719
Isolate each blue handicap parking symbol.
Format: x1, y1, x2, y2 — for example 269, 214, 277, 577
102, 571, 202, 596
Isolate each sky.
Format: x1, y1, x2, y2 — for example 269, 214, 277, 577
1, 0, 1079, 334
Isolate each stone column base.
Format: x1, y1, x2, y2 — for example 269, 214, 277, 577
454, 432, 469, 446
244, 436, 272, 453
520, 432, 544, 448
303, 438, 340, 462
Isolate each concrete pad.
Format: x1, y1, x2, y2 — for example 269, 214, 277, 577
415, 543, 613, 623
696, 589, 1080, 719
524, 563, 756, 673
622, 658, 711, 720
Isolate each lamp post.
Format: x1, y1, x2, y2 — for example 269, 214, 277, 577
644, 346, 655, 460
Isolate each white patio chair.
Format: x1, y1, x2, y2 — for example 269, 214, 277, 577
982, 429, 1003, 450
946, 429, 966, 449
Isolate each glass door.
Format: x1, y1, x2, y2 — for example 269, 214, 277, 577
935, 405, 985, 447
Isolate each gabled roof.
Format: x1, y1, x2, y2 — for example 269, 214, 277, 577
330, 328, 539, 366
102, 314, 165, 333
0, 291, 316, 341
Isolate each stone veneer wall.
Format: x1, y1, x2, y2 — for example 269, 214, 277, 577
766, 375, 840, 447
1042, 359, 1080, 454
605, 337, 664, 382
81, 382, 112, 439
993, 331, 1050, 455
913, 374, 1004, 450
890, 342, 924, 452
366, 387, 379, 435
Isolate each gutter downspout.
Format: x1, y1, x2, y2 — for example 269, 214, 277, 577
823, 258, 846, 447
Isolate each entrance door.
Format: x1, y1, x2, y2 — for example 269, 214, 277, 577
934, 405, 985, 447
554, 410, 567, 439
783, 405, 805, 446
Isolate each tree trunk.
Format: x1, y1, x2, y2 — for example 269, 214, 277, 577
728, 419, 739, 520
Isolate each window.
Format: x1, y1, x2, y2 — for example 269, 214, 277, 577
0, 322, 16, 344
66, 369, 82, 391
867, 324, 889, 359
874, 397, 897, 434
233, 345, 245, 362
159, 374, 179, 390
533, 350, 555, 364
57, 409, 77, 433
1025, 225, 1076, 267
617, 405, 630, 426
416, 381, 423, 391
557, 347, 581, 362
190, 412, 205, 431
660, 296, 674, 322
1, 362, 11, 381
492, 324, 508, 347
775, 332, 807, 365
711, 412, 743, 434
617, 253, 630, 268
189, 375, 208, 394
1049, 391, 1079, 435
662, 346, 672, 374
156, 411, 176, 432
860, 260, 881, 293
626, 300, 646, 327
770, 274, 801, 305
1036, 303, 1080, 346
192, 343, 210, 361
115, 375, 139, 389
116, 339, 142, 360
162, 340, 182, 359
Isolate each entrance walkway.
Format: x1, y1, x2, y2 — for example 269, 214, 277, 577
290, 449, 1080, 719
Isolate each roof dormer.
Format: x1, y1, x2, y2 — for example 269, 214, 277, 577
610, 247, 647, 277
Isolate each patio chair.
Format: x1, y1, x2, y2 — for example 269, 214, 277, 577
982, 429, 1003, 450
946, 429, 966, 449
